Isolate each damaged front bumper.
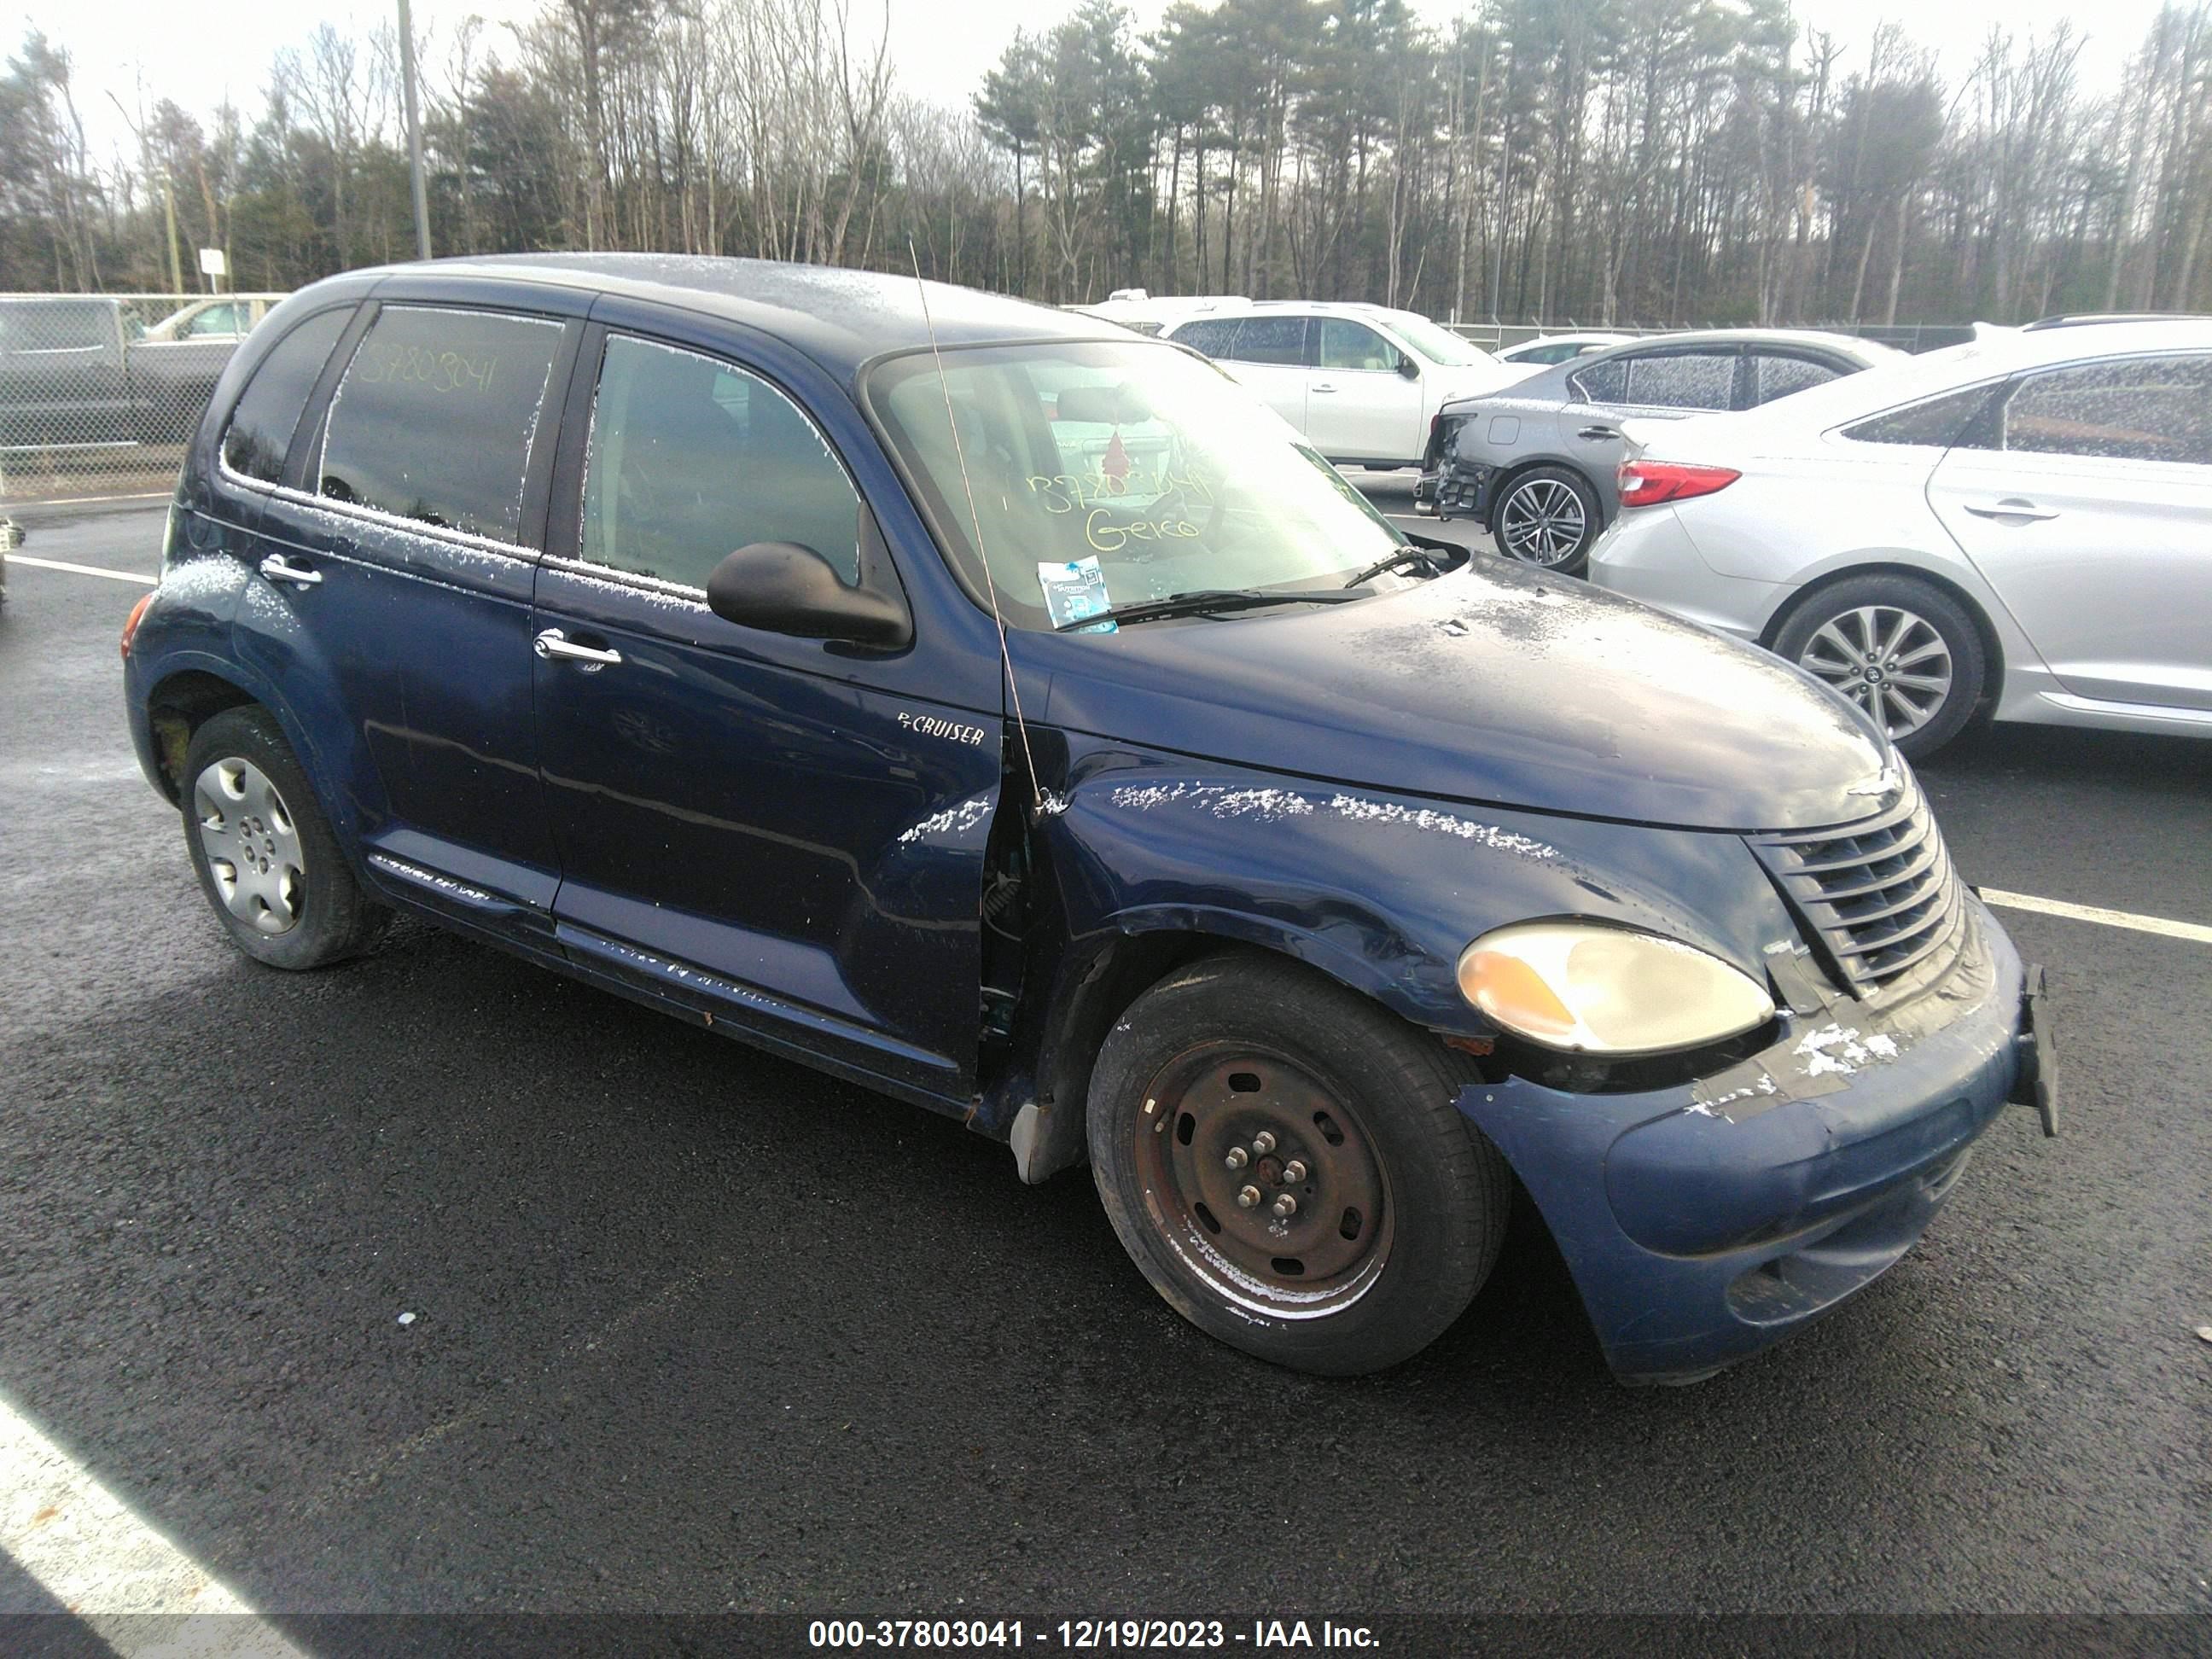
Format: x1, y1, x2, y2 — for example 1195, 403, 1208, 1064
1456, 896, 2052, 1384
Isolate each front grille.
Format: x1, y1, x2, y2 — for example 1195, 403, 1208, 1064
1751, 781, 1966, 998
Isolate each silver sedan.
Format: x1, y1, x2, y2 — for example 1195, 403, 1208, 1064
1591, 317, 2212, 758
1422, 329, 1900, 573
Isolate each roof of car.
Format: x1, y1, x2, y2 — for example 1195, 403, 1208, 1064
347, 253, 1133, 380
1578, 327, 1896, 361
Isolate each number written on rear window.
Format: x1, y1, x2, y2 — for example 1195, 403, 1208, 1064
317, 306, 562, 543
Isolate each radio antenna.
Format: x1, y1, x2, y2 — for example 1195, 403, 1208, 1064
908, 239, 1045, 818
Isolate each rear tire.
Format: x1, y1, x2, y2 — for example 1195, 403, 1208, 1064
1490, 464, 1601, 573
1087, 953, 1511, 1375
1773, 573, 1987, 760
181, 707, 387, 969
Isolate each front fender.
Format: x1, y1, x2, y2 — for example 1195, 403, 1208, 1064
1037, 736, 1806, 1040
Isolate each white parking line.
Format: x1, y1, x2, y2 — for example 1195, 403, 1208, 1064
1982, 888, 2212, 946
5, 490, 172, 508
0, 1392, 306, 1655
10, 553, 156, 586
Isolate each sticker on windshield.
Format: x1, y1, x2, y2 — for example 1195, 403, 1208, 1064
1038, 556, 1116, 633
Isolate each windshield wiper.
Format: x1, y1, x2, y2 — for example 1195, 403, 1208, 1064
1341, 544, 1445, 588
1053, 587, 1366, 631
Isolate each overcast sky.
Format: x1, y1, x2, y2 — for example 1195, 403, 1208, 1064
44, 0, 2163, 164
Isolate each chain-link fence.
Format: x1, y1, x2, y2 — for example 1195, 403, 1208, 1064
0, 292, 288, 507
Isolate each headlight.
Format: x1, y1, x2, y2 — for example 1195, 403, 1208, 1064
1456, 922, 1774, 1056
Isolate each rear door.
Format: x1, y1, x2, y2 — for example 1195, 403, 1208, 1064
528, 313, 1003, 1102
1927, 351, 2212, 712
253, 294, 582, 932
1557, 345, 1744, 508
1218, 316, 1310, 436
1306, 317, 1424, 463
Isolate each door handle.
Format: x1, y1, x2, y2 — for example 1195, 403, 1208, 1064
1576, 425, 1619, 441
533, 627, 622, 670
1962, 498, 2060, 521
1311, 381, 1338, 393
259, 553, 322, 586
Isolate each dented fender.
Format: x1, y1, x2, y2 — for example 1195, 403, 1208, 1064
1027, 731, 1809, 1039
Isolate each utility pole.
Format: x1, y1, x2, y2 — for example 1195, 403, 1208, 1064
398, 0, 434, 260
161, 176, 184, 293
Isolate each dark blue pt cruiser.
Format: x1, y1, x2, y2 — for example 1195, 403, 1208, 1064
122, 256, 2055, 1382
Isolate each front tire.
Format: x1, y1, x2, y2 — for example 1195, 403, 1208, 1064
1490, 464, 1601, 573
181, 707, 387, 969
1773, 574, 1987, 760
1087, 953, 1511, 1375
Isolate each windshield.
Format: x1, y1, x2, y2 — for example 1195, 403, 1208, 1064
869, 339, 1417, 632
1382, 313, 1495, 369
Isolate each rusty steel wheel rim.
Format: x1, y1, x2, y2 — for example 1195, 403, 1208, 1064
1132, 1045, 1393, 1320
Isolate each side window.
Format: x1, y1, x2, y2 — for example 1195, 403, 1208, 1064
220, 307, 354, 483
1623, 350, 1739, 410
1229, 316, 1308, 366
20, 302, 113, 352
1998, 355, 2212, 465
186, 304, 245, 339
1750, 353, 1841, 406
1314, 319, 1403, 373
1568, 358, 1627, 403
581, 335, 863, 590
317, 306, 563, 542
1170, 318, 1237, 358
1842, 385, 2001, 449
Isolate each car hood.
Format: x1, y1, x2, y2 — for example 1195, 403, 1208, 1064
1024, 557, 1893, 832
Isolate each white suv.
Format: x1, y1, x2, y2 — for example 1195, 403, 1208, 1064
1592, 317, 2212, 757
1161, 301, 1517, 470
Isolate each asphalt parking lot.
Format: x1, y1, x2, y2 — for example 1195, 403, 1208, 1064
1, 498, 2208, 1632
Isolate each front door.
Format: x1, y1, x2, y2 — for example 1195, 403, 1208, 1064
1305, 317, 1423, 463
529, 326, 1003, 1102
1927, 352, 2212, 712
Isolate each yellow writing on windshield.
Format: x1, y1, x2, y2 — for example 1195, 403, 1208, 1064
1085, 509, 1201, 554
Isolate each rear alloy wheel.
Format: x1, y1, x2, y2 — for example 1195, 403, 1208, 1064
1492, 466, 1600, 573
1774, 573, 1988, 760
1088, 953, 1511, 1375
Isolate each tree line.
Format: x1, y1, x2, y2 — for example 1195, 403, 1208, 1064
4, 0, 2210, 326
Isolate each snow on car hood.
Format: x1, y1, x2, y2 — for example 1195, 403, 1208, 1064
1025, 555, 1892, 833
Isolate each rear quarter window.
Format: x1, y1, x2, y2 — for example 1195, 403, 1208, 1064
1840, 384, 2002, 449
1750, 353, 1842, 406
1169, 318, 1237, 358
220, 307, 355, 483
1568, 358, 1627, 402
316, 306, 564, 543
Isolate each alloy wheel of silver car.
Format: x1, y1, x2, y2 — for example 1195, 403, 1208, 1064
1496, 477, 1588, 567
192, 756, 306, 935
1796, 604, 1954, 739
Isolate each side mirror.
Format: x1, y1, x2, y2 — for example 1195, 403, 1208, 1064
1397, 354, 1421, 381
706, 541, 912, 650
